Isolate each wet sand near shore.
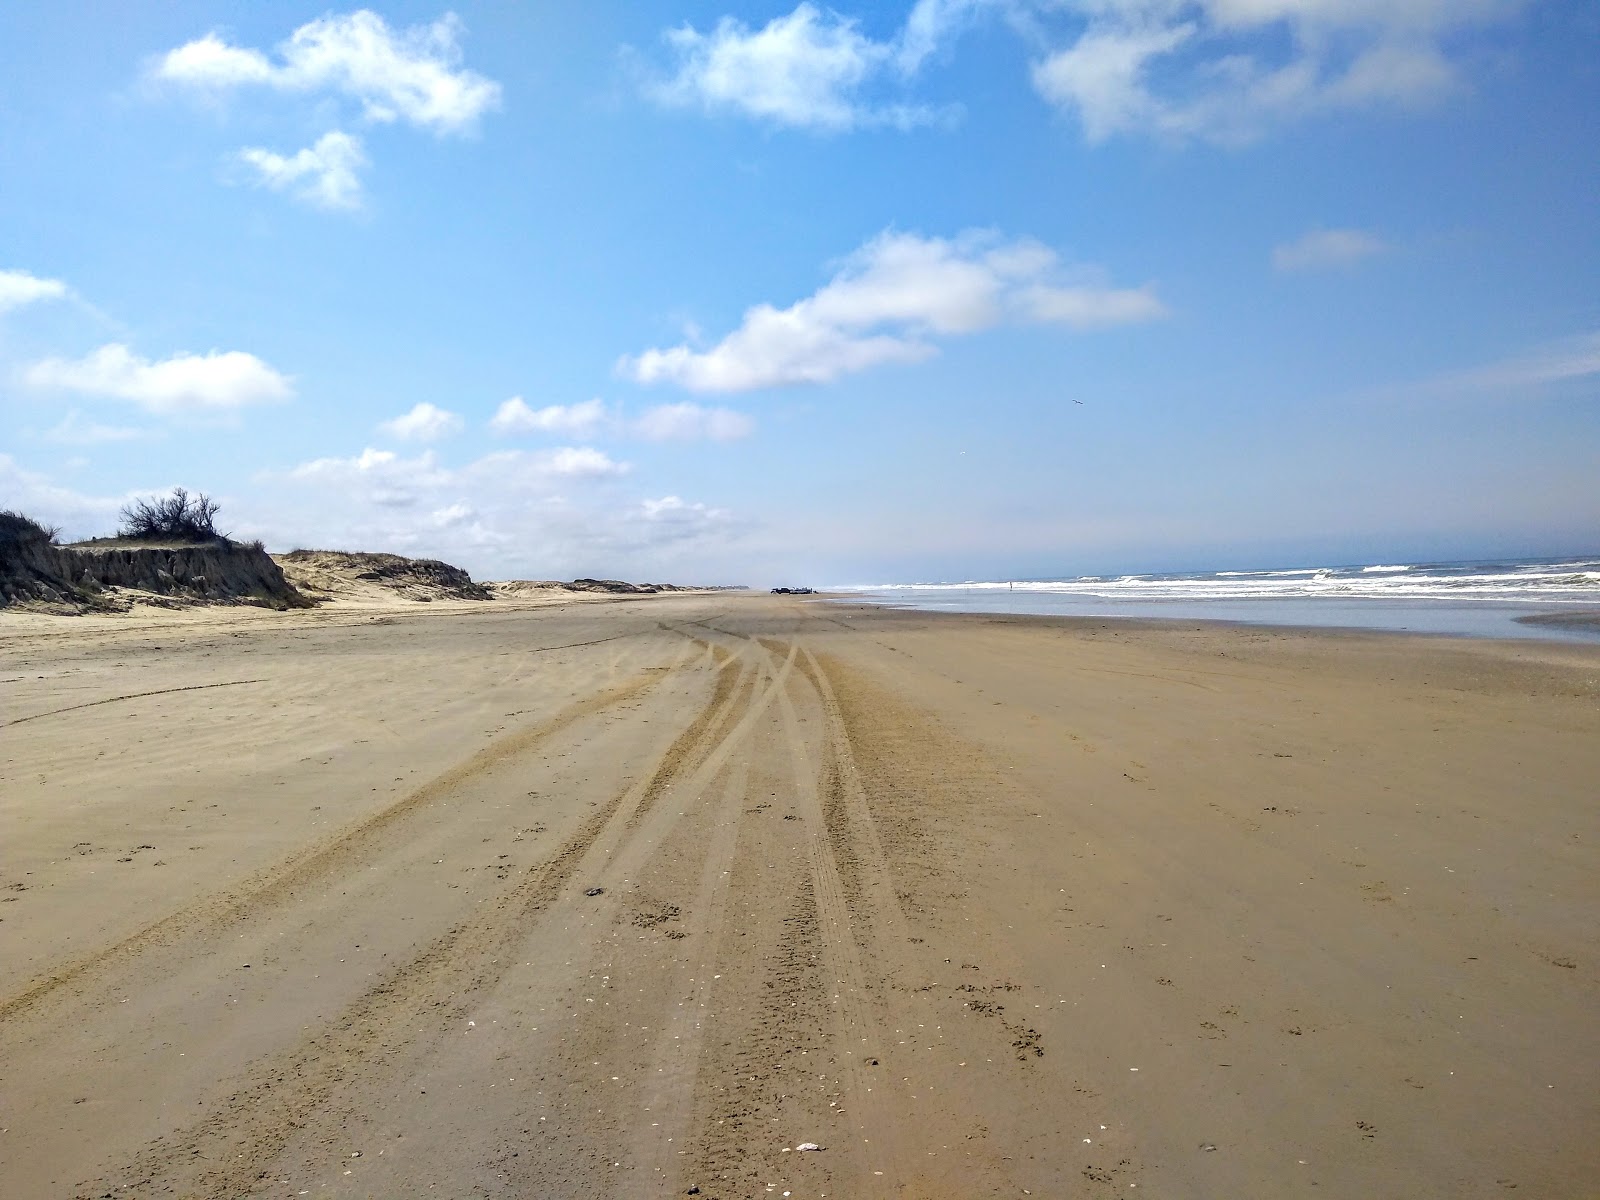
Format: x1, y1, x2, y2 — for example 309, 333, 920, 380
2, 593, 1596, 1198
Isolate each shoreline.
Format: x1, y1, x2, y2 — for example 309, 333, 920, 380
824, 591, 1600, 646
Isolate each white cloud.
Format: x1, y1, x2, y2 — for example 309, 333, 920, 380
644, 2, 942, 130
490, 396, 609, 437
1273, 227, 1387, 271
42, 411, 151, 445
621, 229, 1165, 392
237, 131, 367, 210
896, 0, 992, 73
632, 403, 755, 441
154, 10, 501, 135
641, 494, 733, 529
288, 447, 449, 508
638, 1, 1523, 142
547, 447, 629, 478
155, 33, 275, 88
1019, 282, 1169, 327
378, 401, 463, 442
1029, 0, 1525, 143
290, 445, 630, 501
253, 442, 711, 578
0, 268, 69, 313
489, 395, 757, 443
466, 447, 631, 482
24, 343, 293, 414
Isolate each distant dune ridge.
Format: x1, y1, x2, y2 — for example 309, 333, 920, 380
273, 554, 732, 606
1, 509, 735, 613
489, 578, 705, 597
275, 549, 495, 604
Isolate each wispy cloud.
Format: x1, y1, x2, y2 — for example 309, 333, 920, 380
237, 131, 368, 210
1273, 228, 1387, 272
153, 10, 501, 135
1411, 330, 1600, 399
0, 453, 134, 540
632, 403, 755, 441
378, 401, 463, 442
621, 229, 1165, 392
489, 396, 756, 442
1350, 330, 1600, 410
1029, 0, 1524, 144
25, 343, 293, 414
41, 411, 152, 445
637, 1, 1526, 142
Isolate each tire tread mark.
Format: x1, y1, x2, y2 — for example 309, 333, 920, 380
625, 655, 748, 830
769, 638, 904, 1197
88, 652, 742, 1198
1, 671, 665, 1022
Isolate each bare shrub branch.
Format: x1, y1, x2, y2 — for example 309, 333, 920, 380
118, 488, 227, 542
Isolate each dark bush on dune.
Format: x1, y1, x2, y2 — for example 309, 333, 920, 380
118, 488, 224, 542
0, 510, 60, 546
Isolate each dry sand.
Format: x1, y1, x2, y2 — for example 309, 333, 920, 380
1, 593, 1596, 1198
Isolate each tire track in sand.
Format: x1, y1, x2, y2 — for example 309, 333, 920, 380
770, 638, 911, 1196
626, 759, 751, 1196
660, 633, 907, 1198
83, 639, 743, 1198
595, 634, 806, 1195
1, 662, 678, 1024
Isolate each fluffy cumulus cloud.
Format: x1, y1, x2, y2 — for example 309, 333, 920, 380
1273, 227, 1387, 271
153, 10, 501, 134
621, 229, 1165, 392
0, 268, 69, 313
1028, 0, 1524, 143
24, 343, 293, 414
237, 131, 368, 210
490, 396, 609, 437
378, 401, 464, 442
643, 1, 949, 130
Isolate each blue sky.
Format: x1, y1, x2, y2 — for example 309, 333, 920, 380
2, 1, 1596, 584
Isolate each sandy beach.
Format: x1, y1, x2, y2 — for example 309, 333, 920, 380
2, 592, 1597, 1199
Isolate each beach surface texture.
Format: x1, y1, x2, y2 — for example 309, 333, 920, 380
2, 591, 1596, 1198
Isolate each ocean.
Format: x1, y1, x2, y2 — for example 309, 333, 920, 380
831, 555, 1600, 643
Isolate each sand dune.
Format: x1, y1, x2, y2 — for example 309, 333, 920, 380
1, 594, 1595, 1198
274, 549, 494, 605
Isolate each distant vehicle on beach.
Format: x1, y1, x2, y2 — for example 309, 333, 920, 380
771, 586, 816, 595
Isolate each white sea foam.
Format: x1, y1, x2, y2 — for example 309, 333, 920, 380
836, 557, 1600, 606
